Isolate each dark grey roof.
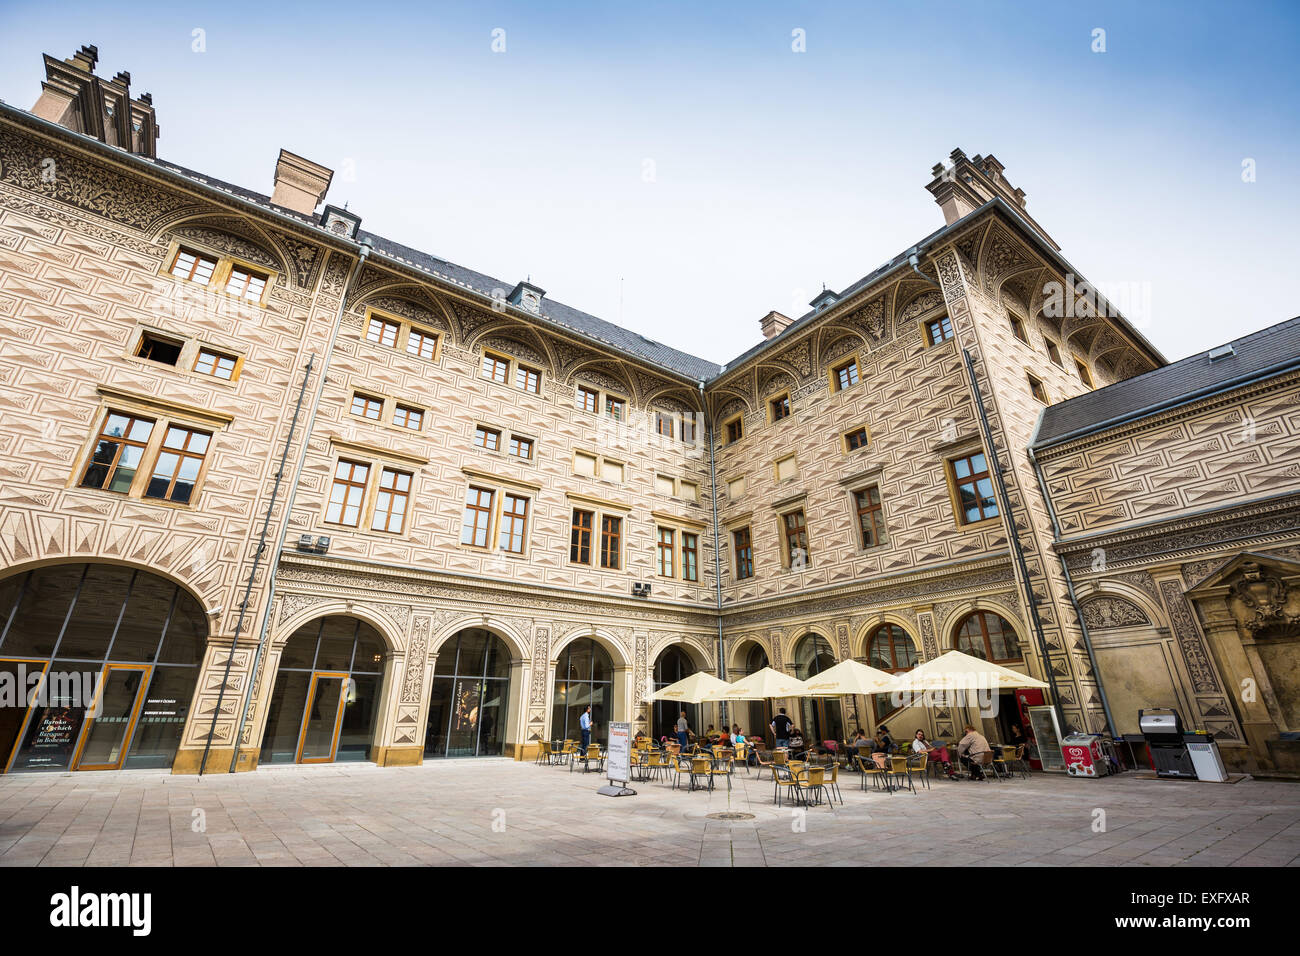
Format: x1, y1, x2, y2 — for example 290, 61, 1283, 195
1032, 316, 1300, 448
152, 159, 722, 382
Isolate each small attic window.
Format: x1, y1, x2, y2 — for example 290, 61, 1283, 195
1207, 344, 1236, 362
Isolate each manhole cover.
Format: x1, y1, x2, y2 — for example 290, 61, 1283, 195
706, 812, 756, 821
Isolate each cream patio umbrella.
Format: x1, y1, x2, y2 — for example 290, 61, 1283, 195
801, 658, 897, 696
699, 667, 809, 701
649, 671, 733, 704
885, 649, 1049, 696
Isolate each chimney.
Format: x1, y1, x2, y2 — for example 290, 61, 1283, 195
760, 310, 794, 340
30, 45, 159, 158
271, 149, 333, 216
925, 148, 1059, 251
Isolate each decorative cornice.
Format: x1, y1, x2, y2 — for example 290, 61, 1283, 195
330, 435, 428, 467
96, 385, 235, 426
461, 464, 542, 491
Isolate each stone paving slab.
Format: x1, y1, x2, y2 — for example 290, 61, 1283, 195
1, 759, 1298, 867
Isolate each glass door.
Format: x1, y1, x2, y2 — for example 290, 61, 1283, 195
296, 673, 347, 763
74, 664, 151, 771
0, 659, 48, 773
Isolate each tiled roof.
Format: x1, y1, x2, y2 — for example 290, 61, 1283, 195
1032, 316, 1300, 448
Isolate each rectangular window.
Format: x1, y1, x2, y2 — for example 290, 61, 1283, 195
143, 426, 211, 504
834, 359, 860, 391
656, 412, 675, 437
326, 460, 370, 526
725, 417, 743, 444
508, 435, 533, 460
225, 265, 268, 302
577, 386, 599, 413
770, 394, 790, 421
680, 415, 697, 444
461, 486, 494, 547
600, 515, 622, 570
951, 452, 998, 524
570, 509, 593, 564
366, 317, 400, 349
854, 486, 887, 549
845, 426, 870, 451
351, 393, 383, 420
1046, 340, 1063, 366
393, 404, 423, 431
136, 332, 183, 366
657, 527, 676, 577
474, 426, 501, 451
733, 527, 754, 580
1076, 360, 1094, 388
682, 532, 699, 582
371, 468, 412, 533
193, 347, 237, 380
515, 365, 541, 394
169, 247, 217, 285
783, 509, 810, 567
406, 328, 438, 360
605, 396, 626, 421
925, 314, 953, 345
1009, 313, 1029, 344
499, 494, 529, 553
574, 451, 598, 477
80, 412, 155, 494
775, 454, 798, 482
1028, 373, 1049, 404
481, 352, 509, 384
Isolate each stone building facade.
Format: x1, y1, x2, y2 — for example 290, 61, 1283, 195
0, 46, 1293, 776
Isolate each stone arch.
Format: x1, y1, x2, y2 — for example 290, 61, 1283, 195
852, 613, 920, 661
936, 597, 1026, 653
272, 599, 404, 653
788, 626, 838, 673
650, 634, 712, 671
427, 615, 531, 664
726, 635, 772, 674
157, 215, 290, 275
551, 626, 632, 669
0, 555, 216, 618
351, 287, 455, 336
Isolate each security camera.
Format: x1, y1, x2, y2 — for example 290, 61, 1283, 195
207, 606, 223, 617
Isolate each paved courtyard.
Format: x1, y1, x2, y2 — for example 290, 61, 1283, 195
1, 759, 1298, 867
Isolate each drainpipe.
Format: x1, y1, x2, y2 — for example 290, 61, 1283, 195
1028, 444, 1118, 737
702, 382, 727, 731
220, 239, 373, 774
961, 348, 1068, 735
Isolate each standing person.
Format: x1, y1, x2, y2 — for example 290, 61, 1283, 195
956, 723, 991, 780
675, 711, 691, 750
771, 707, 793, 750
579, 705, 593, 750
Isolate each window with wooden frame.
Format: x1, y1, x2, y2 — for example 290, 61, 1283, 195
326, 460, 371, 527
600, 515, 622, 570
460, 486, 495, 547
351, 393, 383, 421
681, 532, 699, 582
143, 426, 211, 504
168, 247, 218, 286
1008, 312, 1029, 344
406, 327, 439, 361
955, 610, 1022, 663
1075, 359, 1095, 388
724, 416, 743, 444
655, 411, 675, 438
481, 351, 510, 385
732, 527, 754, 580
508, 435, 533, 460
498, 493, 530, 554
515, 364, 541, 394
577, 385, 599, 413
393, 404, 423, 431
135, 331, 183, 366
782, 509, 810, 568
853, 485, 887, 549
80, 412, 156, 495
1045, 339, 1063, 366
570, 509, 593, 564
1027, 373, 1049, 405
832, 357, 860, 391
925, 314, 953, 345
366, 316, 400, 349
605, 395, 626, 421
371, 468, 412, 533
193, 347, 239, 381
844, 426, 870, 452
769, 393, 791, 422
224, 264, 269, 302
949, 452, 998, 525
868, 624, 917, 719
657, 527, 676, 577
474, 425, 501, 452
680, 415, 698, 444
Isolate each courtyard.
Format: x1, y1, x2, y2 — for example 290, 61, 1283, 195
1, 760, 1298, 867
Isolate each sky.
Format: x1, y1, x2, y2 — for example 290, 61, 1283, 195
1, 0, 1297, 366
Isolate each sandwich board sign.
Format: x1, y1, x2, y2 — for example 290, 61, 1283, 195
598, 721, 635, 796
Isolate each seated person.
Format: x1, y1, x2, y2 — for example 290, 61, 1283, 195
731, 725, 746, 746
912, 729, 956, 778
787, 728, 806, 753
956, 724, 991, 780
717, 728, 733, 747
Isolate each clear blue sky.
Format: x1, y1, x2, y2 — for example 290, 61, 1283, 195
2, 1, 1297, 364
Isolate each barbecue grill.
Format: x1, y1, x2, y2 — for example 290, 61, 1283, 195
1138, 708, 1197, 779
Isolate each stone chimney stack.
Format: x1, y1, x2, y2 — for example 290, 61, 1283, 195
760, 311, 794, 340
925, 148, 1059, 251
270, 149, 333, 216
31, 45, 160, 159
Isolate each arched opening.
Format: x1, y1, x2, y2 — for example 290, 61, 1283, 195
867, 624, 917, 724
424, 628, 512, 758
652, 644, 700, 741
954, 611, 1022, 663
0, 563, 206, 773
793, 634, 843, 745
735, 642, 771, 746
552, 638, 613, 745
259, 617, 386, 764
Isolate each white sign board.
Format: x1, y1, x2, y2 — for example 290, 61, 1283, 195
606, 721, 631, 784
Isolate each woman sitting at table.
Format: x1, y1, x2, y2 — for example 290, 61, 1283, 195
717, 727, 733, 747
787, 727, 806, 754
912, 729, 957, 778
732, 726, 746, 747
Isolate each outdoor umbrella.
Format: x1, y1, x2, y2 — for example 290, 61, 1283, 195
649, 671, 732, 704
885, 649, 1049, 695
699, 667, 809, 701
801, 658, 896, 696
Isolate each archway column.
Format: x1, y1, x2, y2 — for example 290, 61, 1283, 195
1195, 597, 1277, 770
173, 634, 256, 775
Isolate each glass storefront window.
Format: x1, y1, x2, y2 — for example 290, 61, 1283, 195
425, 628, 513, 758
551, 638, 613, 744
